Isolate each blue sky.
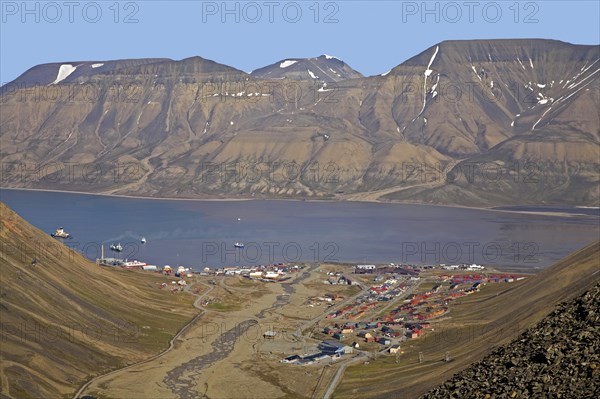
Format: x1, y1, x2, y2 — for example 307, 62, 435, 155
1, 1, 599, 83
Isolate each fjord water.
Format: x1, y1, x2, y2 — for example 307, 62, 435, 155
1, 189, 597, 270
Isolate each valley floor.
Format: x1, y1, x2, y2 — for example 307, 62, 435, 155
80, 263, 542, 399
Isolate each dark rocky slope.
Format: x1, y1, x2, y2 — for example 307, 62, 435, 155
421, 281, 600, 398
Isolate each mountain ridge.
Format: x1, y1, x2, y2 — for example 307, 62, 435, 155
1, 38, 598, 206
5, 38, 596, 87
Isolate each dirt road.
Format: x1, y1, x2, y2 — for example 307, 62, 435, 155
73, 282, 213, 399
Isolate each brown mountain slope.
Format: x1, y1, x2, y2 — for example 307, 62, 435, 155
0, 202, 198, 399
1, 39, 598, 205
334, 240, 600, 398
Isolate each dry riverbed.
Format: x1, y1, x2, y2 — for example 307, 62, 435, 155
85, 265, 337, 399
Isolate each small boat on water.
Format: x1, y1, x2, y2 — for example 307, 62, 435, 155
51, 227, 70, 239
141, 237, 147, 244
234, 242, 244, 249
110, 243, 123, 252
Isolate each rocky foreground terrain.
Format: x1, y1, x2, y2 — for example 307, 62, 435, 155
1, 39, 599, 206
422, 282, 600, 398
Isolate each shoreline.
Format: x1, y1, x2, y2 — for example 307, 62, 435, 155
1, 186, 597, 219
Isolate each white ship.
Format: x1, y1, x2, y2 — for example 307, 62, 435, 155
110, 243, 123, 252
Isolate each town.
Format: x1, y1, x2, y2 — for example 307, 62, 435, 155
95, 254, 528, 366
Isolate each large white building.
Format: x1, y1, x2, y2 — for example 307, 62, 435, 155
354, 265, 377, 273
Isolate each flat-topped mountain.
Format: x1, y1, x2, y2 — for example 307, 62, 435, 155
6, 56, 248, 88
6, 58, 169, 87
1, 39, 598, 206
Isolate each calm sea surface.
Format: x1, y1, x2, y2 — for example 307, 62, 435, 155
1, 189, 598, 270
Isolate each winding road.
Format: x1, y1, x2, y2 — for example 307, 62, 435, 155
72, 282, 213, 399
73, 267, 381, 399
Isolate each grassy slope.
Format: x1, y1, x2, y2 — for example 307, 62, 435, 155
0, 202, 198, 399
335, 240, 600, 399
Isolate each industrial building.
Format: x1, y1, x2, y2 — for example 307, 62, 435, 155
318, 340, 354, 356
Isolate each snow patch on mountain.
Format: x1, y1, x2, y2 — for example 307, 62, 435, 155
471, 65, 482, 81
430, 74, 440, 93
532, 106, 553, 130
424, 45, 439, 77
530, 62, 600, 130
427, 46, 439, 69
406, 45, 441, 130
91, 63, 104, 68
317, 83, 332, 92
280, 60, 297, 68
51, 64, 77, 85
